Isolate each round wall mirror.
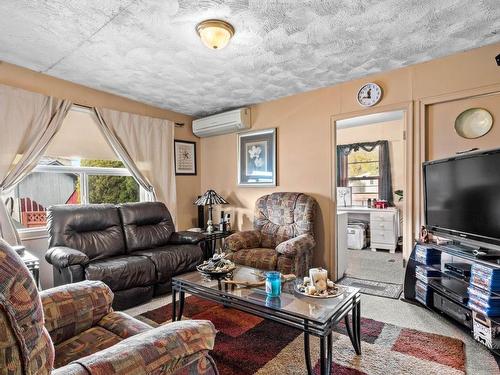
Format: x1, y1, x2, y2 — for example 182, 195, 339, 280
454, 108, 493, 139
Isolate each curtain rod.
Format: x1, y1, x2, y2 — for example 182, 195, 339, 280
71, 103, 185, 127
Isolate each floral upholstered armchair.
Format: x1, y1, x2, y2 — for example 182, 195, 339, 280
0, 239, 218, 375
225, 192, 317, 276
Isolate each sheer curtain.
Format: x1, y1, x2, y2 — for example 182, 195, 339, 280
0, 84, 72, 244
93, 108, 177, 221
336, 140, 393, 205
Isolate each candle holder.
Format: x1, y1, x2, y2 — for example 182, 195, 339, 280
265, 271, 281, 297
309, 267, 328, 292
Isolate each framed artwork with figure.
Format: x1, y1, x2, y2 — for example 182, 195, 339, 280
238, 128, 276, 186
174, 140, 197, 175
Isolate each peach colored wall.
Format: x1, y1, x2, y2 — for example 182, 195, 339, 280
337, 119, 405, 213
426, 93, 500, 160
201, 42, 500, 270
0, 61, 200, 230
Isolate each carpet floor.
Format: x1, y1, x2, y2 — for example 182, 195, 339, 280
136, 295, 466, 375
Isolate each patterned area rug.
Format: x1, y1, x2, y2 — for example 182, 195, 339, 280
338, 276, 403, 299
136, 296, 465, 375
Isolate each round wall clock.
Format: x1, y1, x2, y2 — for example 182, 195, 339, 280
357, 83, 383, 107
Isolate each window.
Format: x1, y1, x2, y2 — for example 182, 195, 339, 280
2, 107, 142, 231
347, 147, 380, 206
3, 158, 141, 230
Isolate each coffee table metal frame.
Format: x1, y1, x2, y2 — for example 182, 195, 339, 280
172, 275, 361, 375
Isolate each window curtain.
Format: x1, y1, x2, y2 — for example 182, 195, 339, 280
93, 108, 177, 222
336, 140, 393, 205
336, 147, 349, 187
0, 84, 72, 245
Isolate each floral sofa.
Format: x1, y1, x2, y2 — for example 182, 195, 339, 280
225, 192, 317, 276
0, 238, 218, 375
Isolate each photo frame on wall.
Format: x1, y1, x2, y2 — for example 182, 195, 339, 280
238, 128, 276, 186
174, 140, 197, 175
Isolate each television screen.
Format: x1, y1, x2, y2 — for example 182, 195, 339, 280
424, 150, 500, 245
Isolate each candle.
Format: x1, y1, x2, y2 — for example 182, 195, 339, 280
309, 268, 328, 292
265, 271, 281, 297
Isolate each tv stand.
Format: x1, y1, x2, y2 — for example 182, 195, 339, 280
404, 241, 500, 355
445, 241, 479, 254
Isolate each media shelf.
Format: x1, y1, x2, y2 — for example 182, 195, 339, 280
404, 241, 500, 354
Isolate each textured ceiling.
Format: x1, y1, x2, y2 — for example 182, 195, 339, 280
1, 1, 499, 116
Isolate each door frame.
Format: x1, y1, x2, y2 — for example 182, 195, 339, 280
329, 101, 414, 279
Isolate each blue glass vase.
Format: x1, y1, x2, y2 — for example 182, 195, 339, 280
265, 271, 281, 297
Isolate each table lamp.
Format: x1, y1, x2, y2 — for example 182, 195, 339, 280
194, 190, 228, 233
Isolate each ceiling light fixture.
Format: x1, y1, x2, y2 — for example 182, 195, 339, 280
196, 19, 234, 50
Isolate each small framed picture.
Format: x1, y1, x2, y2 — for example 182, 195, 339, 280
174, 140, 197, 175
238, 128, 276, 186
337, 187, 352, 207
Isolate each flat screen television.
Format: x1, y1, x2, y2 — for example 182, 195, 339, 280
423, 149, 500, 247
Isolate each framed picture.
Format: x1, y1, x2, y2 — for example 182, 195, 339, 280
238, 128, 276, 186
337, 187, 352, 207
174, 140, 197, 175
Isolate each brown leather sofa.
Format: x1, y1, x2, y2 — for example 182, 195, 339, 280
45, 202, 205, 310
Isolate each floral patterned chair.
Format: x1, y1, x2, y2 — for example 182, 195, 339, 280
0, 238, 218, 375
225, 192, 317, 276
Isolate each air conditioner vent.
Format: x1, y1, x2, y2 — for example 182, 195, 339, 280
193, 108, 251, 137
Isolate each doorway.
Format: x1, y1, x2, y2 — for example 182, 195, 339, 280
333, 109, 408, 294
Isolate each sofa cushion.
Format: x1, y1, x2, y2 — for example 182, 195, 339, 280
254, 192, 316, 248
97, 312, 151, 339
85, 255, 156, 291
54, 326, 122, 368
119, 202, 176, 252
228, 248, 278, 271
47, 204, 126, 260
134, 244, 204, 283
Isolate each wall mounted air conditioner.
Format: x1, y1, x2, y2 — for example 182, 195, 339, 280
193, 108, 251, 137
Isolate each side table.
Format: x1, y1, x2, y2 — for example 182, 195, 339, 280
20, 249, 41, 289
201, 230, 233, 259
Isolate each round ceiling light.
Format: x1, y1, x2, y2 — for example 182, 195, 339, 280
196, 19, 234, 50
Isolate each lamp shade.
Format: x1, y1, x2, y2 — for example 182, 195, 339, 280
194, 190, 228, 206
196, 19, 234, 50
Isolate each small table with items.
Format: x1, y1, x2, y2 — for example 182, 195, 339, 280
14, 247, 40, 289
172, 266, 361, 375
200, 230, 233, 259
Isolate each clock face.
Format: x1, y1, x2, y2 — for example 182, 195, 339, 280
357, 83, 382, 107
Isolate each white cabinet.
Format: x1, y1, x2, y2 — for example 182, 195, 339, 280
337, 206, 399, 253
369, 209, 398, 253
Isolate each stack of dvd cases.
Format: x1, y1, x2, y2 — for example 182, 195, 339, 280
415, 245, 441, 265
469, 264, 500, 317
416, 265, 441, 283
415, 280, 432, 306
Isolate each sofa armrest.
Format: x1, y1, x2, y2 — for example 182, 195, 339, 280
225, 230, 261, 252
45, 246, 89, 268
73, 320, 217, 375
40, 280, 113, 345
168, 231, 205, 245
276, 234, 316, 257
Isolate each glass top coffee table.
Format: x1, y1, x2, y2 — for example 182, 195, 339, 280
172, 266, 361, 375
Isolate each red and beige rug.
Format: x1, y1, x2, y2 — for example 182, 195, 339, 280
137, 296, 466, 375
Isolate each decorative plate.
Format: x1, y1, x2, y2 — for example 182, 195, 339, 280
196, 264, 236, 277
294, 283, 347, 299
454, 108, 493, 139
